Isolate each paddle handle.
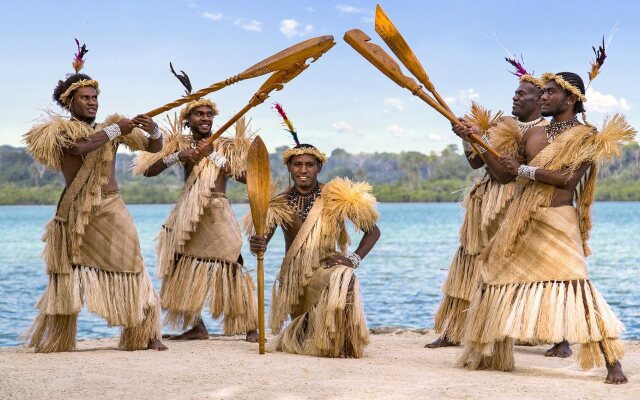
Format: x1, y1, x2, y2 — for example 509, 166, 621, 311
145, 75, 244, 117
413, 90, 500, 158
257, 252, 265, 354
418, 80, 490, 158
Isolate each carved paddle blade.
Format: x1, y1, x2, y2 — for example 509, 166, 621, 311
242, 35, 336, 78
247, 136, 271, 236
343, 29, 420, 92
375, 5, 434, 93
146, 36, 336, 117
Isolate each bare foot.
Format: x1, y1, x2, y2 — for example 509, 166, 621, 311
148, 338, 168, 351
544, 340, 572, 358
245, 330, 259, 343
170, 319, 209, 340
425, 337, 460, 348
605, 361, 628, 384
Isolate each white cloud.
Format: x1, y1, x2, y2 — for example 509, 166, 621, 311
202, 12, 223, 21
585, 87, 631, 113
280, 19, 313, 38
458, 88, 479, 103
445, 89, 479, 106
306, 6, 315, 12
333, 121, 353, 133
385, 124, 405, 137
234, 19, 263, 32
336, 4, 363, 13
429, 134, 443, 141
384, 97, 405, 113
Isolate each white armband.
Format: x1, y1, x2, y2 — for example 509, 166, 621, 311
103, 123, 121, 141
208, 151, 227, 168
148, 123, 161, 140
347, 252, 362, 269
163, 152, 180, 167
517, 164, 538, 180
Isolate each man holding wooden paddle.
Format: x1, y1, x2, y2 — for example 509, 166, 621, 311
131, 36, 336, 344
23, 40, 166, 353
458, 69, 633, 384
134, 67, 259, 342
248, 106, 381, 358
343, 4, 634, 384
428, 63, 547, 349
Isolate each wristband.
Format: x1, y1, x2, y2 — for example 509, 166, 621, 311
148, 123, 161, 140
517, 164, 538, 180
347, 252, 362, 269
477, 134, 490, 154
104, 123, 121, 141
208, 151, 227, 168
162, 152, 180, 167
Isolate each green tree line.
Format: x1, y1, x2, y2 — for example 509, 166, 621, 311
0, 142, 638, 204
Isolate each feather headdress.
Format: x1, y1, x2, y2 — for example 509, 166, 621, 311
273, 102, 300, 146
505, 54, 529, 78
72, 38, 88, 74
274, 103, 327, 164
587, 36, 607, 87
505, 54, 543, 89
58, 39, 100, 107
170, 62, 218, 122
170, 62, 193, 95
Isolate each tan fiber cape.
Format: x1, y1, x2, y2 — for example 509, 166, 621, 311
434, 112, 546, 343
460, 115, 636, 371
134, 117, 257, 334
245, 178, 378, 358
23, 114, 161, 353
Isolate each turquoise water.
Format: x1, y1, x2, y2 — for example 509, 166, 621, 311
0, 202, 638, 347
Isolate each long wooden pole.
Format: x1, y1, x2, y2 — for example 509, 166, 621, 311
373, 4, 486, 159
246, 136, 271, 354
205, 60, 310, 145
343, 29, 500, 158
144, 35, 335, 117
256, 253, 265, 354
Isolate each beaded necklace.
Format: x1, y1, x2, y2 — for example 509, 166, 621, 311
288, 182, 321, 220
545, 117, 578, 143
515, 116, 544, 133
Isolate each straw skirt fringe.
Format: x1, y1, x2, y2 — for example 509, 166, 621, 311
459, 279, 624, 370
26, 265, 161, 353
270, 266, 369, 358
161, 255, 258, 335
433, 248, 480, 342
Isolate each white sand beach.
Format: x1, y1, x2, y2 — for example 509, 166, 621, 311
0, 329, 637, 400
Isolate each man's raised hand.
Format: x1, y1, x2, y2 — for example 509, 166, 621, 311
117, 118, 135, 136
132, 114, 157, 134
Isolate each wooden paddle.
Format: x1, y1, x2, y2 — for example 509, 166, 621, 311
246, 135, 271, 354
374, 4, 486, 158
343, 30, 500, 158
145, 35, 335, 117
205, 60, 312, 145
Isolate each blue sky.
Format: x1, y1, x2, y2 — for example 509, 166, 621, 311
1, 0, 637, 154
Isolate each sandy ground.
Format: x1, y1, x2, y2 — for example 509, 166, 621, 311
0, 329, 637, 400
